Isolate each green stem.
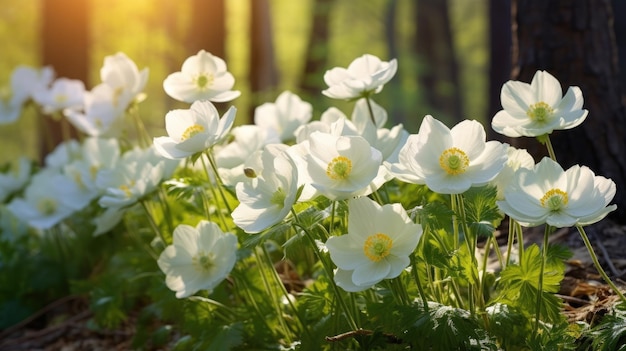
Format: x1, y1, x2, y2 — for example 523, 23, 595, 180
411, 253, 430, 312
491, 235, 505, 270
128, 104, 151, 148
534, 225, 553, 334
292, 220, 359, 331
187, 296, 237, 323
260, 245, 312, 340
254, 248, 294, 343
576, 225, 626, 304
505, 216, 515, 266
140, 200, 167, 245
206, 150, 233, 213
364, 96, 377, 126
157, 187, 174, 235
515, 220, 525, 263
538, 134, 558, 162
200, 154, 229, 230
329, 200, 337, 236
232, 272, 275, 337
454, 194, 480, 315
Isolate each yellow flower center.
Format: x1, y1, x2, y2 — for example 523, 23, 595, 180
119, 180, 135, 198
540, 188, 569, 211
37, 198, 57, 215
54, 94, 68, 104
526, 101, 554, 123
326, 156, 353, 180
112, 86, 124, 107
363, 233, 393, 262
195, 73, 215, 90
192, 251, 215, 273
89, 165, 99, 180
439, 147, 470, 175
180, 124, 205, 141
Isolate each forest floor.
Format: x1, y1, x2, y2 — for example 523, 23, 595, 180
0, 219, 625, 350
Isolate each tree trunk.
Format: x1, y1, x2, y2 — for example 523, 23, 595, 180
249, 0, 279, 123
41, 0, 89, 159
415, 0, 463, 124
487, 0, 512, 141
187, 0, 226, 58
511, 0, 626, 221
299, 0, 334, 100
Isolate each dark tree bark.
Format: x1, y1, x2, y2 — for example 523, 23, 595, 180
384, 0, 404, 126
249, 0, 279, 123
414, 0, 463, 124
187, 0, 226, 59
487, 0, 512, 141
299, 0, 334, 100
511, 0, 626, 221
41, 0, 89, 159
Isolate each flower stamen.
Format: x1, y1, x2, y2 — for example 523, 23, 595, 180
180, 124, 205, 141
439, 147, 470, 175
540, 188, 569, 211
326, 156, 353, 180
192, 251, 215, 273
37, 198, 57, 215
195, 73, 215, 90
363, 233, 393, 262
526, 101, 554, 123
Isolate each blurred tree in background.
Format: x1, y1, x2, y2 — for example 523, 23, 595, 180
1, 0, 624, 220
511, 0, 626, 221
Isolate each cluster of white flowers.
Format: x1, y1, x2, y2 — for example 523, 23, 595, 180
0, 49, 617, 301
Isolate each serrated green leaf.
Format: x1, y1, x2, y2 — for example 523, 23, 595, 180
462, 186, 503, 238
416, 201, 455, 233
207, 322, 244, 351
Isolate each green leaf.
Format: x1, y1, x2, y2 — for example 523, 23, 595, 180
207, 322, 244, 351
462, 185, 503, 238
415, 201, 455, 234
496, 244, 565, 323
500, 244, 562, 294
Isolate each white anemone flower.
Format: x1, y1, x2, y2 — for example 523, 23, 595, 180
157, 220, 238, 298
396, 115, 508, 194
163, 50, 241, 103
325, 197, 422, 292
1, 65, 55, 124
153, 100, 236, 159
215, 125, 280, 186
490, 146, 535, 200
300, 131, 382, 201
492, 70, 588, 137
33, 77, 85, 115
350, 98, 408, 161
44, 139, 83, 170
100, 52, 149, 109
97, 146, 177, 209
6, 169, 91, 230
254, 91, 312, 142
0, 157, 32, 203
63, 137, 121, 200
65, 83, 125, 137
11, 65, 55, 103
232, 145, 298, 233
497, 157, 617, 228
293, 107, 358, 143
322, 54, 397, 100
